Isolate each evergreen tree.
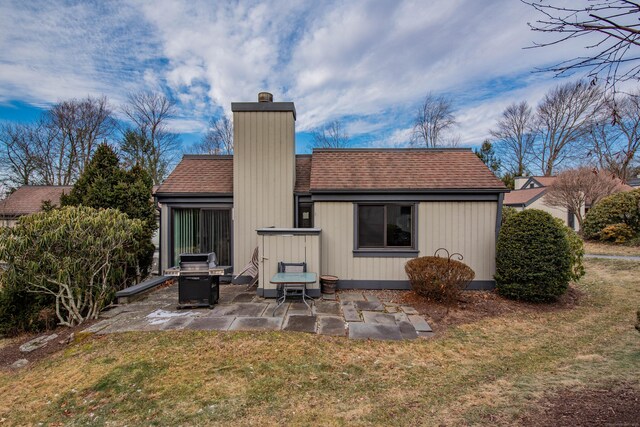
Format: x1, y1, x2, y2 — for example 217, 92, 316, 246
474, 140, 501, 174
61, 143, 156, 280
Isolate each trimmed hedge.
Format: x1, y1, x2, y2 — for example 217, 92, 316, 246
405, 256, 475, 304
495, 209, 572, 302
583, 189, 640, 241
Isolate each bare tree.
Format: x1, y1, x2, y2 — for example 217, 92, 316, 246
524, 0, 640, 89
48, 96, 116, 178
122, 91, 181, 184
0, 123, 39, 187
491, 101, 536, 176
544, 166, 625, 227
535, 81, 603, 175
410, 93, 457, 147
196, 116, 233, 154
312, 120, 350, 148
588, 91, 640, 181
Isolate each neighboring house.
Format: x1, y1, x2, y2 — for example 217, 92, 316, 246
628, 176, 640, 188
0, 185, 72, 227
155, 93, 508, 294
504, 176, 582, 230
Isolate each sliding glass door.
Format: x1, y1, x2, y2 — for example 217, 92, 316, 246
172, 208, 231, 266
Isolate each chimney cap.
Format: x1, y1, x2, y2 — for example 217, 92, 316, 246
258, 92, 273, 102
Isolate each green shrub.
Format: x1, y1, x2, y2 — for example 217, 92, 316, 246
553, 218, 585, 282
599, 223, 635, 243
0, 206, 142, 331
0, 283, 55, 336
495, 209, 572, 302
501, 206, 518, 225
61, 144, 157, 281
583, 189, 640, 240
405, 256, 475, 304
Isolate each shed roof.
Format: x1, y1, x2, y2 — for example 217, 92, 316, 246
309, 149, 506, 191
0, 185, 73, 217
155, 155, 234, 195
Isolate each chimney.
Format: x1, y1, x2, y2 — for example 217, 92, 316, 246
231, 93, 296, 273
258, 92, 273, 103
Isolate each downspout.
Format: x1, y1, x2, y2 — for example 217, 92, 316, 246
495, 192, 504, 243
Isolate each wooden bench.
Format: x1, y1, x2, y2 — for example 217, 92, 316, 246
115, 276, 173, 304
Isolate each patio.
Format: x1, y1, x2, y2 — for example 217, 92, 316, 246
83, 283, 434, 340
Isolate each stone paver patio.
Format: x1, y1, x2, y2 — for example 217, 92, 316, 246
83, 284, 433, 340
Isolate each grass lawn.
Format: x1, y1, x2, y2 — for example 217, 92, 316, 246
1, 259, 639, 426
583, 240, 640, 257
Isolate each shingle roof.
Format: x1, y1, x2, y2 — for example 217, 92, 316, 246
529, 176, 556, 187
503, 187, 546, 206
156, 155, 234, 195
309, 149, 506, 191
0, 185, 73, 217
295, 155, 311, 193
156, 155, 313, 195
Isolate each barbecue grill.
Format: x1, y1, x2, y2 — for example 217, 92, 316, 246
166, 253, 230, 309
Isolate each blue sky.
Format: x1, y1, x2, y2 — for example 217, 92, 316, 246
0, 0, 596, 154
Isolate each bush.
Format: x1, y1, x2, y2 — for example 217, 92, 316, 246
501, 206, 518, 225
583, 189, 640, 241
405, 256, 475, 304
599, 223, 635, 243
554, 218, 585, 282
0, 206, 142, 331
0, 283, 55, 336
495, 209, 572, 302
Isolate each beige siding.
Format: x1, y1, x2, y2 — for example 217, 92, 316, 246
533, 195, 583, 231
258, 232, 321, 293
314, 201, 497, 282
233, 111, 295, 273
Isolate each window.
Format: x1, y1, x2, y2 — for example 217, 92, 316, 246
297, 202, 314, 228
356, 204, 415, 251
172, 208, 231, 266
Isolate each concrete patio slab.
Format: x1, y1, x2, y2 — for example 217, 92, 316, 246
348, 323, 403, 341
161, 316, 195, 330
262, 302, 289, 317
341, 302, 361, 322
229, 316, 283, 331
401, 306, 419, 315
338, 293, 366, 302
353, 301, 385, 312
314, 300, 341, 316
408, 315, 432, 332
317, 316, 346, 336
209, 303, 268, 317
322, 293, 337, 300
287, 302, 314, 316
232, 292, 256, 303
188, 316, 235, 331
284, 315, 317, 333
361, 311, 397, 325
364, 294, 381, 303
398, 321, 419, 340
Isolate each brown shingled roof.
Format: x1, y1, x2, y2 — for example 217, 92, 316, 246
503, 187, 547, 206
295, 155, 311, 193
0, 185, 73, 217
156, 155, 313, 195
309, 149, 506, 191
156, 155, 234, 195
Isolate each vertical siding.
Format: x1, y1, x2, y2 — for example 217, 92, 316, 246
233, 111, 295, 273
314, 201, 497, 282
528, 196, 583, 231
258, 232, 321, 293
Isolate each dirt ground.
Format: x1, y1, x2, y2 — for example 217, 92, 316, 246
520, 382, 640, 427
0, 319, 96, 370
344, 286, 581, 333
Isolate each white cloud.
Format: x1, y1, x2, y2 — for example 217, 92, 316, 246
0, 0, 613, 145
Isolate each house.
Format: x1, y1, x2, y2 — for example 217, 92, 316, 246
504, 176, 582, 230
628, 176, 640, 188
0, 185, 72, 227
155, 93, 508, 295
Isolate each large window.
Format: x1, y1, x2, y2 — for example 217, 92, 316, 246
172, 208, 231, 266
356, 204, 415, 250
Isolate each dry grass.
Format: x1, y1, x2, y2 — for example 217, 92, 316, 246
0, 259, 638, 426
583, 240, 640, 257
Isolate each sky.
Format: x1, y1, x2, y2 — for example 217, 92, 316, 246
0, 0, 597, 154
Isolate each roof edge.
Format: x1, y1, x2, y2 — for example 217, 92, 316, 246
181, 154, 233, 160
231, 102, 296, 120
309, 188, 508, 194
312, 147, 473, 152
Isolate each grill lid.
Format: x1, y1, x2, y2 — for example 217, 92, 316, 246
179, 252, 217, 270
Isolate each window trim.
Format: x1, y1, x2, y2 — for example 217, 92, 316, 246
353, 203, 418, 257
